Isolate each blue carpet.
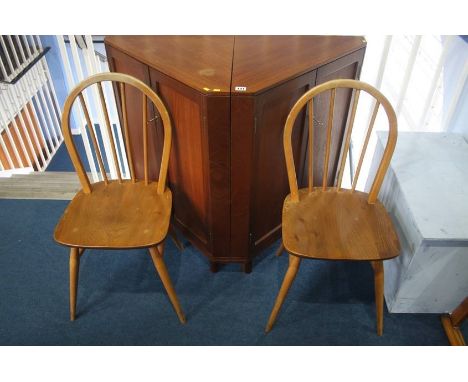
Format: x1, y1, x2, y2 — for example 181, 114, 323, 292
47, 134, 86, 172
0, 198, 462, 345
47, 125, 125, 173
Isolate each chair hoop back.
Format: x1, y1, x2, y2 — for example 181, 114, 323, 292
283, 79, 397, 204
61, 72, 172, 195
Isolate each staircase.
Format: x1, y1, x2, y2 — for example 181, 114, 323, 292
0, 171, 81, 200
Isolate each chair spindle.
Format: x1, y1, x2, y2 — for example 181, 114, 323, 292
337, 89, 360, 190
143, 94, 148, 185
97, 82, 122, 183
352, 100, 380, 191
79, 93, 108, 184
308, 100, 314, 192
119, 83, 136, 183
322, 88, 336, 190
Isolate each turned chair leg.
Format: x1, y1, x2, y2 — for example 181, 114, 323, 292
149, 243, 186, 324
274, 241, 285, 257
69, 247, 81, 321
265, 254, 301, 333
372, 260, 384, 336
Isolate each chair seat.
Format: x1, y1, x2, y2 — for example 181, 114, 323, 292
282, 188, 400, 261
54, 180, 172, 249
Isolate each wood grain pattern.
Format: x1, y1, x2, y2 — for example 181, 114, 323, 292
282, 189, 400, 260
55, 181, 172, 248
157, 81, 210, 246
105, 36, 234, 95
105, 36, 366, 97
232, 36, 366, 95
148, 67, 214, 256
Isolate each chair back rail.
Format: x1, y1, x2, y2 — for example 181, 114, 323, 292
284, 79, 397, 204
61, 72, 172, 195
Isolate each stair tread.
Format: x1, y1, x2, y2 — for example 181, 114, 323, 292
0, 171, 117, 200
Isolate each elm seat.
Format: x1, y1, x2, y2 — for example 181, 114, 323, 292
282, 189, 400, 261
54, 181, 172, 249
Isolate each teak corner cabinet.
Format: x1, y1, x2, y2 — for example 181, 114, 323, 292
105, 35, 366, 273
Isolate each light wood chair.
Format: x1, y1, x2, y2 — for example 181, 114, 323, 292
266, 79, 400, 335
54, 72, 185, 323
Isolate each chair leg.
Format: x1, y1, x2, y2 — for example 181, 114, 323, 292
149, 244, 186, 324
169, 225, 184, 251
69, 247, 80, 321
265, 254, 301, 333
372, 260, 384, 336
274, 241, 284, 257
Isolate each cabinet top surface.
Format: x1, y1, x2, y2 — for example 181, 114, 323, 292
105, 35, 365, 95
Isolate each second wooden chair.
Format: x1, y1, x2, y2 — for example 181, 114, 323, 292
266, 79, 400, 335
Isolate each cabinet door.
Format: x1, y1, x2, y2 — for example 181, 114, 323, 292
105, 45, 162, 181
149, 68, 213, 253
106, 44, 228, 259
247, 71, 316, 253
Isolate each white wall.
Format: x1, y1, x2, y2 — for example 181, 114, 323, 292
444, 36, 468, 138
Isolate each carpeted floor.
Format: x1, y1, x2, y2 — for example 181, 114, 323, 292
47, 125, 122, 173
0, 198, 463, 345
47, 133, 87, 172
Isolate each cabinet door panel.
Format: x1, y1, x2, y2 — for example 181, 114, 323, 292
250, 71, 316, 250
311, 48, 366, 187
105, 46, 162, 181
156, 80, 210, 246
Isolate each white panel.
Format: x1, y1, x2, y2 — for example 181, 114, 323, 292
373, 132, 468, 313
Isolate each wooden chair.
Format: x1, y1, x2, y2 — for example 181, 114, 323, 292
54, 72, 185, 323
266, 79, 400, 335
